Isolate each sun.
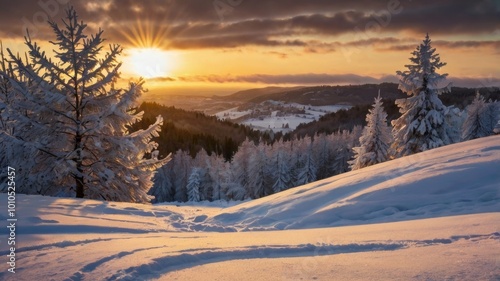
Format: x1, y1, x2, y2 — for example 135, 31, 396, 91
127, 48, 177, 79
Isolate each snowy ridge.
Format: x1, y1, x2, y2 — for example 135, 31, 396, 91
204, 135, 500, 231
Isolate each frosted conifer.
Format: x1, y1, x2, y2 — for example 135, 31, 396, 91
0, 7, 169, 202
462, 92, 498, 140
296, 139, 317, 185
350, 93, 392, 170
270, 140, 291, 193
392, 34, 452, 157
187, 168, 202, 202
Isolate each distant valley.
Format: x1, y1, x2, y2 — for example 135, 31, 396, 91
143, 83, 500, 133
142, 83, 405, 132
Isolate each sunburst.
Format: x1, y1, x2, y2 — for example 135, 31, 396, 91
127, 47, 177, 79
118, 19, 172, 49
118, 18, 179, 79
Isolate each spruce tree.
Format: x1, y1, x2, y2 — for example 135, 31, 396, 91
186, 168, 202, 202
232, 138, 254, 198
462, 92, 498, 140
392, 34, 451, 157
172, 150, 191, 202
350, 93, 392, 170
271, 140, 292, 193
208, 153, 226, 201
149, 164, 174, 203
296, 140, 317, 185
247, 144, 270, 198
0, 7, 169, 202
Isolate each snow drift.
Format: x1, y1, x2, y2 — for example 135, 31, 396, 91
207, 135, 500, 231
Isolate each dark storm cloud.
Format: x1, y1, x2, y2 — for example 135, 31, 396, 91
0, 0, 498, 50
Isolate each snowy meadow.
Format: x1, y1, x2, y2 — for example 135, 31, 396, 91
0, 136, 499, 280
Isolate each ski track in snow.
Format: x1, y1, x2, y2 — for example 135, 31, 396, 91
68, 246, 167, 281
102, 232, 498, 280
1, 227, 498, 280
0, 236, 168, 256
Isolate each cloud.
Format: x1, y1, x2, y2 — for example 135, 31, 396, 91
264, 51, 289, 59
167, 73, 500, 88
148, 76, 176, 82
169, 35, 307, 49
434, 40, 500, 49
176, 73, 397, 85
376, 40, 500, 52
0, 0, 498, 51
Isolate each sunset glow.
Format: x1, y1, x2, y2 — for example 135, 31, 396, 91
0, 0, 498, 94
126, 48, 178, 79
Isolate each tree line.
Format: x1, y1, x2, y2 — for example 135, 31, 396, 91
150, 34, 499, 203
149, 129, 361, 202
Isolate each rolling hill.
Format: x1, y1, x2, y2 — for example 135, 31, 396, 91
214, 86, 305, 102
1, 136, 498, 280
246, 83, 405, 106
134, 102, 264, 159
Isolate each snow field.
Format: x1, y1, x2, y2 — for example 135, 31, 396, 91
216, 102, 350, 132
0, 136, 498, 280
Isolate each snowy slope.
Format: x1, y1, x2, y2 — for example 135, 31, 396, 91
206, 135, 500, 231
0, 136, 499, 280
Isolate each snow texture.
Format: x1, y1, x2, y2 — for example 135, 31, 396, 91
0, 135, 499, 280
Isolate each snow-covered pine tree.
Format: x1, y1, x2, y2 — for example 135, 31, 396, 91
172, 150, 191, 202
221, 163, 246, 200
186, 167, 202, 202
0, 7, 169, 202
193, 149, 213, 201
444, 106, 465, 144
208, 153, 226, 201
0, 45, 15, 135
149, 162, 174, 203
313, 133, 334, 180
0, 45, 59, 195
462, 92, 497, 140
391, 33, 452, 157
231, 138, 254, 198
331, 130, 355, 175
349, 92, 392, 170
289, 137, 307, 185
270, 140, 292, 193
296, 139, 317, 185
485, 100, 500, 134
247, 143, 270, 198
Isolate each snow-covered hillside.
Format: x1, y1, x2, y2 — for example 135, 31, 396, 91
0, 136, 499, 280
216, 102, 349, 132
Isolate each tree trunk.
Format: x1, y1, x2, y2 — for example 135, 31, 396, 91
75, 132, 84, 198
75, 174, 84, 198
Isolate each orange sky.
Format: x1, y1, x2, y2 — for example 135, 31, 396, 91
1, 0, 499, 95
